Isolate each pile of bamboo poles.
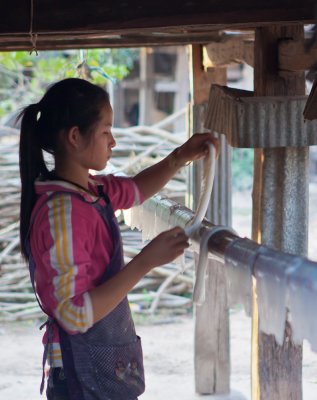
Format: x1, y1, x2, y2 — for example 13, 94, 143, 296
0, 134, 32, 321
0, 116, 194, 322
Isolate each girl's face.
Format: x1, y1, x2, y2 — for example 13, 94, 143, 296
79, 104, 116, 171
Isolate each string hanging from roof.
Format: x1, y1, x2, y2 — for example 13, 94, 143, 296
29, 0, 38, 55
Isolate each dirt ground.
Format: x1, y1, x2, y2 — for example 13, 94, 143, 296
0, 185, 316, 400
1, 310, 317, 400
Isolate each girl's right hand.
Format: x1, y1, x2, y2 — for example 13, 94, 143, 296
138, 227, 189, 270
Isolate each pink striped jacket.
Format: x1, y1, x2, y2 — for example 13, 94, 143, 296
30, 174, 143, 366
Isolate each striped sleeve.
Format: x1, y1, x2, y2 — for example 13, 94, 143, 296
95, 174, 144, 211
46, 193, 94, 334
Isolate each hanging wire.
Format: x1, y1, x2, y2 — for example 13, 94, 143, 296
29, 0, 38, 55
77, 49, 91, 79
76, 49, 116, 83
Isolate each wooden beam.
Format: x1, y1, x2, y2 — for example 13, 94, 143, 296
173, 46, 190, 132
0, 1, 315, 36
0, 32, 229, 52
191, 44, 227, 105
190, 44, 230, 396
203, 34, 254, 67
0, 0, 314, 51
279, 39, 317, 72
303, 78, 317, 120
139, 48, 154, 125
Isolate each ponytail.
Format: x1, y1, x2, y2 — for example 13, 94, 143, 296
18, 78, 110, 259
18, 104, 49, 259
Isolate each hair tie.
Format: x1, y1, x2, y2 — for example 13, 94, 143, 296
32, 103, 41, 121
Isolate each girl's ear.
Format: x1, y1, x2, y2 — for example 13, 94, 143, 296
66, 126, 81, 149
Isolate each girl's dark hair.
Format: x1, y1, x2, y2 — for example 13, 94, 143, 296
18, 78, 110, 258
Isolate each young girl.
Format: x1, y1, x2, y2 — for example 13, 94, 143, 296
19, 78, 218, 400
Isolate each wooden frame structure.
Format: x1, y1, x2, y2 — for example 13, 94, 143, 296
0, 1, 315, 50
3, 1, 317, 399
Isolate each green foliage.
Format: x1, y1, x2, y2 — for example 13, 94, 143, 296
0, 48, 139, 118
232, 148, 254, 191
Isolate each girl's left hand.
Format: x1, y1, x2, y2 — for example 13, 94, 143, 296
176, 133, 220, 166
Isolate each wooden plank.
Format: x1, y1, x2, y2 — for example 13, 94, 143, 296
204, 34, 254, 67
190, 44, 230, 395
0, 32, 229, 52
303, 78, 317, 120
194, 257, 230, 394
173, 47, 190, 132
0, 32, 220, 43
191, 44, 227, 105
279, 39, 317, 72
0, 0, 314, 51
139, 48, 154, 125
0, 1, 315, 36
252, 24, 305, 400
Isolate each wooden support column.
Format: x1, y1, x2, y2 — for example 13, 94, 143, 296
252, 25, 307, 400
139, 47, 154, 125
279, 39, 317, 73
174, 46, 190, 132
189, 44, 231, 395
113, 83, 124, 127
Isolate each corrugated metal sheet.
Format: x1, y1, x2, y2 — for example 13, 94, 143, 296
260, 147, 309, 256
205, 85, 317, 148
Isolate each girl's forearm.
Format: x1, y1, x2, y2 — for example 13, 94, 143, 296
133, 148, 185, 200
89, 253, 150, 323
132, 133, 218, 200
89, 226, 189, 324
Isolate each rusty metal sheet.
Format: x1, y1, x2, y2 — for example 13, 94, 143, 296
205, 85, 317, 148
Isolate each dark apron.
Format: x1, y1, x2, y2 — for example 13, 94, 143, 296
26, 186, 145, 400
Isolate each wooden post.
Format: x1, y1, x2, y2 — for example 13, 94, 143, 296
174, 46, 190, 132
252, 25, 307, 400
189, 44, 231, 395
112, 83, 124, 127
139, 47, 154, 125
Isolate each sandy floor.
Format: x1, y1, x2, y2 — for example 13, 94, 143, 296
1, 310, 317, 400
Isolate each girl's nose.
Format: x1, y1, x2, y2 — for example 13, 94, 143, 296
110, 132, 116, 148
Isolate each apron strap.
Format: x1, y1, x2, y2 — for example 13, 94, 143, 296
97, 184, 110, 204
39, 317, 54, 394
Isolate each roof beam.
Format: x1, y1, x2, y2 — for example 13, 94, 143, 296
0, 1, 314, 51
0, 1, 315, 34
203, 34, 254, 67
0, 32, 230, 52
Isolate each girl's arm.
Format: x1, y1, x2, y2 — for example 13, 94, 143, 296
89, 226, 188, 323
133, 133, 219, 200
35, 195, 187, 331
